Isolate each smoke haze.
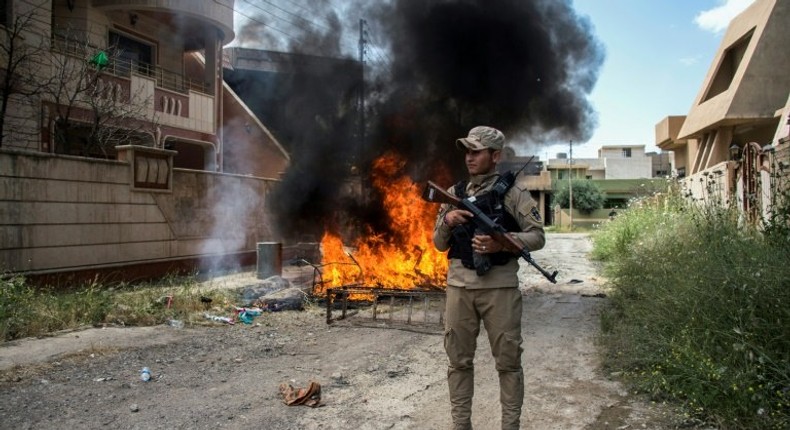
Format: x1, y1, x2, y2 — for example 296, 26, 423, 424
233, 0, 605, 239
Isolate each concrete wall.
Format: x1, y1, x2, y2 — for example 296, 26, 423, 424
0, 148, 279, 276
220, 81, 290, 178
604, 157, 653, 179
680, 161, 735, 204
553, 208, 619, 229
599, 146, 646, 158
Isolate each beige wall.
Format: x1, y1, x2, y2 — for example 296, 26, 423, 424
0, 149, 279, 275
553, 208, 619, 229
221, 82, 290, 178
680, 161, 735, 203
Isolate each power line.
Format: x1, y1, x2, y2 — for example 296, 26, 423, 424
234, 1, 363, 55
228, 3, 297, 39
260, 0, 332, 32
239, 0, 317, 35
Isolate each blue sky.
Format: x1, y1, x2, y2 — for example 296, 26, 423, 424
542, 0, 756, 159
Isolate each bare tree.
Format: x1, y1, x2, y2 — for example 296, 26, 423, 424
45, 30, 159, 158
0, 1, 52, 147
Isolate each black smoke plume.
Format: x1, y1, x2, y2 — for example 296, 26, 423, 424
232, 0, 604, 240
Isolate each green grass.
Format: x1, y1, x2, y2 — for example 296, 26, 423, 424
0, 274, 235, 341
592, 185, 790, 429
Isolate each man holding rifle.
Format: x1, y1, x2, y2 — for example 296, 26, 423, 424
432, 125, 545, 430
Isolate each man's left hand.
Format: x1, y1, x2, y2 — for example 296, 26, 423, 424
472, 234, 503, 254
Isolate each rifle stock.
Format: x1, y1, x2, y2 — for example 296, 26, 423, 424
423, 180, 558, 283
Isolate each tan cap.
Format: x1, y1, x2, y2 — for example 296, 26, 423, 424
456, 126, 505, 151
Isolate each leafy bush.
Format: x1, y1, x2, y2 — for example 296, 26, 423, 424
553, 179, 605, 214
0, 275, 38, 340
593, 188, 790, 429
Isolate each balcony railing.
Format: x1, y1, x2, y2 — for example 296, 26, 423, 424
51, 35, 209, 95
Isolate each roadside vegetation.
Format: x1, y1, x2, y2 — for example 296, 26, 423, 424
0, 274, 234, 342
591, 183, 790, 429
553, 178, 606, 214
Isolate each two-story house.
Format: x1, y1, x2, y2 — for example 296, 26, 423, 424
0, 0, 292, 283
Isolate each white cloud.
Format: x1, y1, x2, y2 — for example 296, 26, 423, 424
694, 0, 756, 33
679, 56, 700, 66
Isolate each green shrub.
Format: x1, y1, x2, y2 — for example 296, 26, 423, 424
553, 179, 606, 214
0, 275, 38, 340
593, 188, 790, 429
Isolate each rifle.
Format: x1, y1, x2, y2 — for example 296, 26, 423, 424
422, 180, 558, 284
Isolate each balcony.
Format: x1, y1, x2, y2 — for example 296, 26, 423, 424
51, 35, 208, 95
90, 0, 235, 44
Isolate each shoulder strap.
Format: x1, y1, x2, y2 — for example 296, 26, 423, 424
453, 180, 468, 198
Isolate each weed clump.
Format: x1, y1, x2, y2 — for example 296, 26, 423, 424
593, 184, 790, 429
0, 274, 232, 341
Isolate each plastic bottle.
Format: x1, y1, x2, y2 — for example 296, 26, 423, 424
140, 367, 151, 382
167, 319, 184, 329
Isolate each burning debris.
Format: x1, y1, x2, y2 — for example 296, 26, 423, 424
317, 153, 448, 293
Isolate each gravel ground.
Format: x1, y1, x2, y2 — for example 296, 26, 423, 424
0, 233, 704, 429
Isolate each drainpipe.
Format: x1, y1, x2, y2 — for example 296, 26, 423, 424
214, 30, 224, 172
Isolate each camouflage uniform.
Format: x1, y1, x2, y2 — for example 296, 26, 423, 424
433, 127, 546, 430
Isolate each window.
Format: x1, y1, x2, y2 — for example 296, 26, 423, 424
109, 31, 154, 76
0, 0, 10, 27
702, 29, 754, 103
622, 148, 631, 158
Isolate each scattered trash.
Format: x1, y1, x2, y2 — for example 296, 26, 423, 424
233, 307, 262, 324
167, 319, 184, 329
235, 307, 263, 316
140, 367, 151, 382
239, 276, 290, 304
568, 279, 584, 284
203, 313, 235, 325
237, 311, 255, 325
278, 380, 323, 407
253, 297, 304, 312
129, 403, 139, 413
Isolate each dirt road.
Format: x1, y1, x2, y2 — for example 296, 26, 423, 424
0, 233, 682, 429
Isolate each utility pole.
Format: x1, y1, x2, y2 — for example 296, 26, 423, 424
569, 140, 574, 229
357, 19, 367, 164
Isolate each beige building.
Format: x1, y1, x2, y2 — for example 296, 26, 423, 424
546, 144, 661, 180
0, 0, 292, 282
656, 0, 790, 221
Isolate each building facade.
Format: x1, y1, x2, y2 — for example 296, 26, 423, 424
656, 0, 790, 221
0, 0, 293, 282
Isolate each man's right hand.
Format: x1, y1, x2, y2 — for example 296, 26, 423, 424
444, 209, 474, 228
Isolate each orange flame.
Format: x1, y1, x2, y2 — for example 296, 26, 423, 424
318, 153, 448, 295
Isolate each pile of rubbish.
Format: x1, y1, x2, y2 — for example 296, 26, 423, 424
201, 275, 308, 326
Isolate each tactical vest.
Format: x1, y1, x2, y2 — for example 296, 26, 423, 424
447, 179, 521, 270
